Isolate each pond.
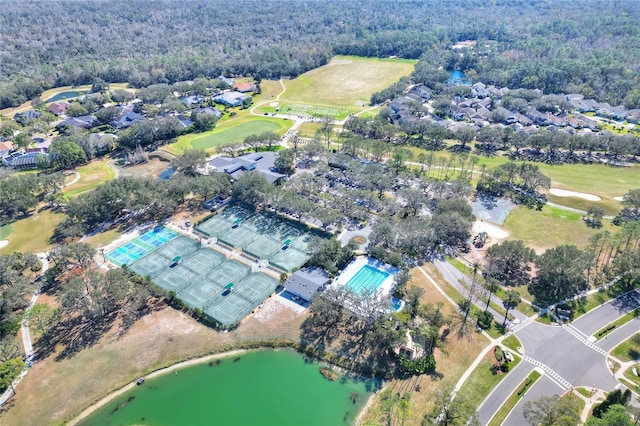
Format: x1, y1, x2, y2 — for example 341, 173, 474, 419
45, 90, 88, 103
79, 349, 379, 426
447, 69, 473, 86
158, 165, 174, 180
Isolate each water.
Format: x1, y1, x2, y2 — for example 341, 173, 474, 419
45, 90, 88, 103
345, 265, 390, 296
158, 166, 174, 180
447, 69, 472, 86
80, 349, 378, 426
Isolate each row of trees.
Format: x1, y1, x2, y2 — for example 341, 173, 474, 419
2, 1, 639, 108
485, 218, 640, 306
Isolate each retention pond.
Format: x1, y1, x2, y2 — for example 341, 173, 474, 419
79, 349, 379, 426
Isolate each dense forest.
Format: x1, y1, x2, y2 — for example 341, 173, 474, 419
1, 0, 639, 108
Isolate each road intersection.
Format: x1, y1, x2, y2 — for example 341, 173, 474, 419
430, 260, 640, 424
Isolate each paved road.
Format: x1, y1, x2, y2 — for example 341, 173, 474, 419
477, 362, 534, 424
503, 375, 560, 426
572, 289, 640, 336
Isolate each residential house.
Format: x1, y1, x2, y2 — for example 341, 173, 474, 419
565, 93, 584, 102
232, 82, 256, 93
0, 141, 15, 159
525, 108, 550, 126
193, 106, 222, 119
571, 98, 598, 113
48, 102, 70, 116
176, 115, 193, 128
59, 115, 98, 129
218, 75, 235, 86
283, 268, 330, 303
546, 113, 566, 127
112, 107, 145, 129
2, 148, 47, 169
208, 151, 286, 184
178, 95, 203, 107
213, 92, 251, 107
409, 84, 431, 101
14, 110, 42, 125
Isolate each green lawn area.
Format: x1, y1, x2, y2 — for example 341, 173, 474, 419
269, 55, 416, 114
622, 365, 640, 393
296, 122, 323, 139
165, 116, 292, 155
0, 223, 11, 240
63, 158, 115, 197
611, 333, 640, 362
488, 370, 541, 426
594, 308, 640, 340
458, 349, 521, 414
82, 228, 124, 250
502, 335, 522, 353
503, 205, 615, 251
1, 209, 65, 254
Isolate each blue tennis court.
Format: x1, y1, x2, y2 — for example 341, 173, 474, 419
344, 265, 390, 296
105, 227, 178, 266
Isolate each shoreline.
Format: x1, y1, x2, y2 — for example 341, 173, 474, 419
67, 349, 247, 425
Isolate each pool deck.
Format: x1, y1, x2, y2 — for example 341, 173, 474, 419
335, 256, 396, 296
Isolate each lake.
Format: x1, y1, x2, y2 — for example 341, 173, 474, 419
45, 90, 88, 103
79, 349, 379, 426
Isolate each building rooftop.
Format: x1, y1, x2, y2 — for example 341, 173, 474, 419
284, 268, 330, 302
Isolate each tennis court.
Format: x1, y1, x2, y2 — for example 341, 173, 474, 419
129, 236, 200, 277
105, 227, 178, 267
204, 272, 279, 327
270, 247, 309, 272
243, 235, 281, 259
195, 204, 252, 237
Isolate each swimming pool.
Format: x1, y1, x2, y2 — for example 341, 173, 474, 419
105, 227, 178, 266
344, 265, 390, 297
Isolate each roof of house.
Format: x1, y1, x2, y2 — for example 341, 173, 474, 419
178, 95, 203, 106
218, 75, 235, 86
14, 110, 42, 122
233, 82, 255, 92
112, 108, 145, 129
193, 107, 222, 118
213, 91, 250, 105
60, 115, 97, 128
0, 141, 15, 152
48, 102, 70, 116
209, 151, 286, 184
284, 268, 330, 301
176, 115, 193, 127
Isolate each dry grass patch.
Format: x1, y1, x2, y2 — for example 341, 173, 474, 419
1, 298, 305, 426
360, 266, 487, 425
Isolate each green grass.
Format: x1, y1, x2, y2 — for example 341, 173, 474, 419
448, 257, 472, 275
458, 350, 521, 414
502, 335, 522, 353
1, 209, 65, 254
277, 55, 416, 112
166, 116, 292, 155
63, 158, 115, 197
0, 223, 11, 240
594, 308, 640, 340
488, 370, 541, 426
622, 366, 640, 393
82, 228, 124, 250
575, 387, 592, 398
611, 333, 640, 362
503, 205, 614, 251
296, 122, 323, 139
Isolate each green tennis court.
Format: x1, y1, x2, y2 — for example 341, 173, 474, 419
105, 227, 178, 266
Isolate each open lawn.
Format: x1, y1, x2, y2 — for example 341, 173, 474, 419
82, 228, 124, 250
503, 205, 615, 252
361, 265, 487, 425
265, 55, 416, 115
165, 116, 292, 155
611, 333, 640, 362
63, 158, 115, 197
0, 209, 64, 254
458, 349, 521, 415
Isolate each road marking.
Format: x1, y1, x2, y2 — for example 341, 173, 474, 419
523, 356, 572, 390
564, 324, 609, 356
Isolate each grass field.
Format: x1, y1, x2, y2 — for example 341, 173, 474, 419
0, 210, 64, 254
259, 55, 416, 117
63, 158, 116, 197
165, 116, 292, 155
611, 333, 640, 362
458, 349, 521, 415
82, 228, 124, 249
503, 205, 614, 252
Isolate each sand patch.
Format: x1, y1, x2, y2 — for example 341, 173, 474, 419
0, 240, 8, 249
473, 221, 508, 239
613, 196, 625, 202
269, 102, 279, 107
549, 188, 601, 201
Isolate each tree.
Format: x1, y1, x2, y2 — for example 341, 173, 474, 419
523, 394, 582, 426
425, 385, 479, 426
585, 205, 605, 228
232, 172, 271, 207
530, 245, 589, 306
592, 389, 632, 419
27, 303, 60, 342
48, 139, 88, 170
191, 111, 218, 132
274, 149, 295, 175
66, 103, 89, 117
503, 290, 521, 326
0, 336, 21, 362
587, 405, 633, 426
482, 277, 500, 311
172, 148, 208, 177
485, 240, 536, 286
0, 357, 25, 393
